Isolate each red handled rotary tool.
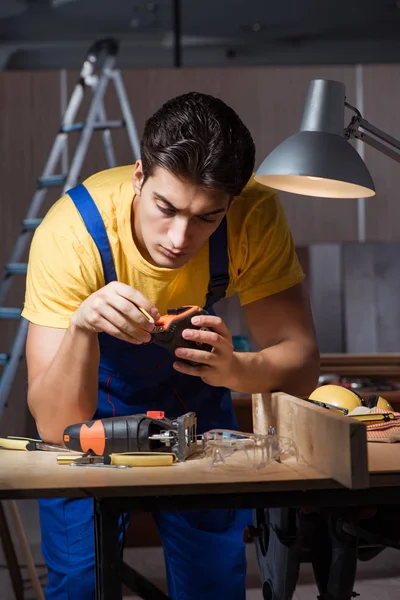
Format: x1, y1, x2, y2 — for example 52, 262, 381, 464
143, 305, 213, 366
63, 411, 198, 461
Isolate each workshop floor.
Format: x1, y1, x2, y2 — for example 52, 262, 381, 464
1, 500, 400, 599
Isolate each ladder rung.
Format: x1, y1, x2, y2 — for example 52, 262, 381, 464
6, 263, 27, 275
0, 308, 22, 319
37, 175, 67, 189
22, 218, 42, 231
0, 42, 141, 419
62, 120, 125, 133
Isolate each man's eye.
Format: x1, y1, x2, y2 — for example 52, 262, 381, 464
199, 216, 217, 224
157, 205, 175, 216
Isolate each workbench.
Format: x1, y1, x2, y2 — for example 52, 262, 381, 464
1, 393, 400, 600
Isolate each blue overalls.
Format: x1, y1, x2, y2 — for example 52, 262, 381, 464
38, 184, 250, 600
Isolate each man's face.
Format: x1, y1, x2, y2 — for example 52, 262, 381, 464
132, 161, 230, 269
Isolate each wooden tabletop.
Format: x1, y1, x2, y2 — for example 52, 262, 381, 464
367, 442, 400, 486
0, 448, 335, 500
0, 443, 399, 501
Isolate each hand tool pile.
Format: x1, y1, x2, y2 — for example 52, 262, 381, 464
0, 411, 198, 468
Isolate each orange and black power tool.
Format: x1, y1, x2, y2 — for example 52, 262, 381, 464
63, 411, 198, 461
148, 305, 213, 366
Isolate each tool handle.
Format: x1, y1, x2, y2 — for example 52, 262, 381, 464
0, 437, 29, 450
108, 452, 176, 467
352, 413, 398, 424
308, 399, 348, 415
57, 452, 177, 466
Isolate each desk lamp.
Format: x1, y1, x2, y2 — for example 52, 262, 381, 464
254, 79, 400, 199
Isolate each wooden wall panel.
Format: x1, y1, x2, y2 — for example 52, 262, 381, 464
0, 72, 61, 264
70, 65, 359, 242
363, 65, 400, 241
217, 242, 400, 355
309, 244, 344, 353
301, 243, 400, 354
343, 244, 379, 353
0, 71, 61, 436
239, 65, 358, 244
215, 246, 311, 347
344, 243, 400, 353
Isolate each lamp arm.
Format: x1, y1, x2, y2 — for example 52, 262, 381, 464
351, 130, 400, 164
345, 101, 400, 164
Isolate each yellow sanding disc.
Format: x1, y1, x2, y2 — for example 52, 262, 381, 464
309, 384, 363, 412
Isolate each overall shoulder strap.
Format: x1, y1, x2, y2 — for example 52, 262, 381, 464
67, 183, 118, 285
205, 216, 229, 311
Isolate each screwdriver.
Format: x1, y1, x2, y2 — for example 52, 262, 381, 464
57, 451, 177, 467
351, 413, 400, 425
136, 305, 155, 323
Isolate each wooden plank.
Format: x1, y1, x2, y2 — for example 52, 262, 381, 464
252, 392, 369, 489
309, 244, 344, 353
319, 366, 400, 377
320, 352, 400, 375
321, 353, 400, 366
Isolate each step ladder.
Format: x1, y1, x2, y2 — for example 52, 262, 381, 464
0, 37, 141, 417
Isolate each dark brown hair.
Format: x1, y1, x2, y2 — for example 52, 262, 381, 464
141, 92, 255, 197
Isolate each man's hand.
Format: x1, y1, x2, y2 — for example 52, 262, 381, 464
173, 315, 236, 386
71, 282, 160, 344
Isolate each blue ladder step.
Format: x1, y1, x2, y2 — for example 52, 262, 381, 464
0, 308, 21, 319
6, 263, 27, 275
37, 175, 67, 189
22, 218, 42, 231
0, 354, 9, 366
62, 120, 124, 133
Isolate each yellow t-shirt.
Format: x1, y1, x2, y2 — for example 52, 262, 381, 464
22, 165, 304, 329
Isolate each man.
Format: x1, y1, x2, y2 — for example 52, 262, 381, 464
23, 91, 319, 599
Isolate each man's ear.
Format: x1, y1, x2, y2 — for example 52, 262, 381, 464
132, 160, 144, 196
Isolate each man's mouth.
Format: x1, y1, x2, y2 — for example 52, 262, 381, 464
159, 246, 186, 259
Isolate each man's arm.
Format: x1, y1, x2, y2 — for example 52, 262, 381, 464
230, 282, 320, 396
26, 282, 160, 445
173, 282, 320, 397
26, 323, 100, 445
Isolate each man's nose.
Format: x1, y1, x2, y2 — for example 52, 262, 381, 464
168, 218, 190, 249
